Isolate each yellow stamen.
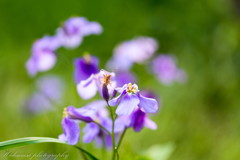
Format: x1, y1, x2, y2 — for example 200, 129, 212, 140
101, 74, 111, 85
83, 52, 92, 63
63, 108, 69, 118
126, 83, 138, 94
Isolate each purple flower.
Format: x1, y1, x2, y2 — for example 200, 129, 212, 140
77, 70, 116, 100
130, 109, 157, 132
108, 83, 159, 116
26, 36, 60, 76
24, 92, 52, 114
115, 71, 137, 87
58, 117, 80, 145
107, 37, 158, 71
56, 17, 102, 49
74, 54, 99, 83
58, 100, 107, 145
37, 75, 65, 102
152, 55, 187, 85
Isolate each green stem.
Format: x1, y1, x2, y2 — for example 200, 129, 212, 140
107, 104, 117, 160
117, 128, 127, 150
115, 128, 127, 159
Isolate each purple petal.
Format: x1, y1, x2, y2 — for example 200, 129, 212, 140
138, 94, 158, 113
108, 92, 125, 106
58, 117, 80, 145
67, 106, 93, 122
130, 109, 146, 132
26, 57, 38, 76
105, 134, 113, 149
144, 118, 157, 130
114, 118, 126, 133
77, 75, 97, 99
115, 71, 137, 87
74, 56, 99, 83
83, 123, 100, 143
81, 22, 103, 36
36, 51, 56, 71
67, 100, 107, 122
56, 27, 83, 49
116, 94, 140, 116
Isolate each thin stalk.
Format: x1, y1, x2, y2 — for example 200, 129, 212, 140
116, 128, 127, 150
107, 104, 117, 160
101, 136, 106, 159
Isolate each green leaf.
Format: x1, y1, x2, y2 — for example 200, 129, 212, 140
0, 137, 98, 160
0, 137, 65, 150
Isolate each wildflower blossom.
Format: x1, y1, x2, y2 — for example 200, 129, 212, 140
26, 36, 60, 76
152, 54, 187, 85
56, 17, 102, 49
74, 54, 99, 83
109, 83, 158, 116
107, 37, 158, 71
77, 70, 116, 100
58, 100, 106, 145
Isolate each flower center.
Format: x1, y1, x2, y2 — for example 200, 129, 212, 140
101, 74, 111, 85
126, 83, 138, 94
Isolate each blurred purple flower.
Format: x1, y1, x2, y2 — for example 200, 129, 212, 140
108, 83, 159, 116
77, 70, 116, 100
25, 75, 65, 114
130, 109, 157, 132
107, 37, 158, 71
115, 71, 137, 87
152, 55, 187, 85
25, 92, 52, 114
26, 36, 61, 76
74, 54, 99, 83
56, 17, 102, 49
37, 75, 65, 102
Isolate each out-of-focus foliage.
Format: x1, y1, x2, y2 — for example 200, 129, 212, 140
0, 0, 240, 159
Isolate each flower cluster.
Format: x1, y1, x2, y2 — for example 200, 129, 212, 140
59, 69, 159, 152
26, 17, 102, 76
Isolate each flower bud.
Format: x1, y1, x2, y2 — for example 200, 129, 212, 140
102, 84, 109, 101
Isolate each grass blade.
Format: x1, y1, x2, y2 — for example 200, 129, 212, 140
0, 137, 98, 160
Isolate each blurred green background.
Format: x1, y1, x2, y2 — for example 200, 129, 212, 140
1, 0, 240, 159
